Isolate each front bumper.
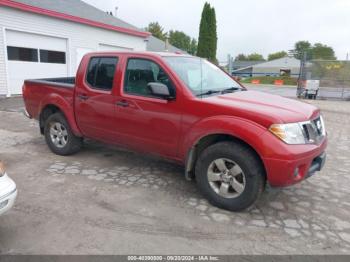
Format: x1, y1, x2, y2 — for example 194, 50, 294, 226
262, 136, 328, 187
305, 152, 326, 178
0, 174, 17, 216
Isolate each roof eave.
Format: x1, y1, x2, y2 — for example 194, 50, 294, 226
0, 0, 151, 38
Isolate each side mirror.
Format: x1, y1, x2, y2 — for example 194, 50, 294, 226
147, 82, 174, 100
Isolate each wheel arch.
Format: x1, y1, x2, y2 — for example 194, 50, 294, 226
39, 102, 82, 137
39, 104, 61, 134
185, 133, 267, 181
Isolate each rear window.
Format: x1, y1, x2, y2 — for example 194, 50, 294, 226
86, 57, 118, 90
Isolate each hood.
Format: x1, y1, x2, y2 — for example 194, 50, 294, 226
205, 91, 320, 128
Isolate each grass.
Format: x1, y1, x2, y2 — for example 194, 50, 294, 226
240, 76, 298, 86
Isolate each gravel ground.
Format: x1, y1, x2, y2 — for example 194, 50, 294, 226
0, 96, 349, 255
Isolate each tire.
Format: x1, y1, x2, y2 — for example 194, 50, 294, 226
195, 141, 265, 212
44, 112, 82, 156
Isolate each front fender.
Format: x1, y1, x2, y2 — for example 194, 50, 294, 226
180, 115, 267, 161
39, 94, 82, 136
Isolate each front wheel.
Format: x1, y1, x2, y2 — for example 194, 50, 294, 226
195, 141, 265, 211
44, 112, 82, 156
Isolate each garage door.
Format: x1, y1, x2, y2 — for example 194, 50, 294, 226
99, 43, 133, 51
6, 30, 68, 95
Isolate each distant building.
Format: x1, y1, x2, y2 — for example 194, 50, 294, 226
0, 0, 152, 96
232, 57, 301, 77
231, 61, 264, 77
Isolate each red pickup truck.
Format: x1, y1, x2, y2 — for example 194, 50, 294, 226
23, 51, 327, 211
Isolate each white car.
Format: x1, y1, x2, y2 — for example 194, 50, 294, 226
0, 162, 17, 216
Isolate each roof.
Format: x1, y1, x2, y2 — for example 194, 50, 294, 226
232, 60, 264, 68
87, 50, 192, 58
253, 56, 300, 68
233, 57, 300, 72
146, 36, 187, 54
0, 0, 150, 37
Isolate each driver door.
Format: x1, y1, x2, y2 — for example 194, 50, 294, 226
115, 57, 182, 158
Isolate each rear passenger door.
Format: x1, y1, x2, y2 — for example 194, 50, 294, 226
75, 56, 120, 142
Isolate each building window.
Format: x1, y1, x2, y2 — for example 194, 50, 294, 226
86, 57, 118, 90
40, 50, 66, 64
7, 46, 38, 62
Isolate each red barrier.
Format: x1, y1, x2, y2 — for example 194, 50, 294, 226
251, 79, 260, 84
274, 80, 284, 85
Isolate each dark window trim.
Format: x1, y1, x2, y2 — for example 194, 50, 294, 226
123, 57, 176, 99
85, 56, 119, 91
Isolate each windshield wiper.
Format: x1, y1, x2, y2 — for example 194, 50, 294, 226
221, 87, 242, 94
197, 87, 242, 97
197, 90, 222, 97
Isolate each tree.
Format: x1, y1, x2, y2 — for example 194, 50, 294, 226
247, 53, 265, 61
234, 53, 264, 61
311, 43, 336, 60
197, 2, 218, 63
145, 22, 167, 41
189, 38, 198, 55
294, 40, 312, 60
293, 41, 336, 60
268, 51, 287, 61
168, 30, 197, 55
208, 5, 218, 63
234, 54, 247, 61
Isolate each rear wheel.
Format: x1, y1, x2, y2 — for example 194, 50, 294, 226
44, 112, 82, 155
195, 141, 265, 211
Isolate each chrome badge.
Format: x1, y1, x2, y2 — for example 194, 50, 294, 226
316, 120, 321, 130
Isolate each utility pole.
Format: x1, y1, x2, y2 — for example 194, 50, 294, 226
346, 53, 349, 61
297, 51, 307, 97
227, 54, 232, 75
165, 37, 169, 52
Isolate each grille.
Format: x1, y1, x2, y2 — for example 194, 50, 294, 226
301, 116, 325, 143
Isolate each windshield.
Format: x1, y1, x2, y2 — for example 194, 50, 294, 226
164, 56, 242, 96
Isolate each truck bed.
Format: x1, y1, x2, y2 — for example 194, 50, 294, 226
23, 77, 75, 120
24, 77, 75, 88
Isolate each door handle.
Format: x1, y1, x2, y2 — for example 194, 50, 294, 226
78, 94, 89, 101
116, 100, 129, 107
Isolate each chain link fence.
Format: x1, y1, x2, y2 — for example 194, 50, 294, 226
301, 60, 350, 100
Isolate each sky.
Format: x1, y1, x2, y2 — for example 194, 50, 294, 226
82, 0, 349, 62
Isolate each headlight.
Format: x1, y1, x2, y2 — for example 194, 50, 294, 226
269, 123, 306, 144
319, 115, 326, 136
0, 162, 5, 177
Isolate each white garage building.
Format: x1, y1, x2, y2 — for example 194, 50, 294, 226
0, 0, 151, 96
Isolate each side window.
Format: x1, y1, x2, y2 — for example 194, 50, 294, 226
124, 58, 175, 98
86, 57, 118, 90
86, 58, 99, 86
